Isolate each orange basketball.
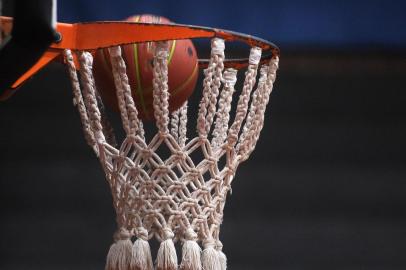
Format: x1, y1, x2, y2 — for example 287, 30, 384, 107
93, 14, 198, 120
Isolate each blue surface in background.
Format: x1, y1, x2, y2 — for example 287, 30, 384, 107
58, 0, 406, 48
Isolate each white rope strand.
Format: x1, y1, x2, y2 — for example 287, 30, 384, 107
212, 68, 237, 150
152, 42, 170, 135
249, 56, 279, 151
237, 56, 279, 160
236, 65, 268, 155
197, 38, 225, 137
205, 39, 225, 136
170, 109, 180, 142
64, 50, 96, 149
78, 51, 106, 144
226, 47, 262, 148
179, 101, 188, 148
109, 46, 143, 137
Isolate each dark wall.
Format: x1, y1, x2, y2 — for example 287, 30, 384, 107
56, 0, 406, 48
1, 51, 406, 269
5, 0, 406, 47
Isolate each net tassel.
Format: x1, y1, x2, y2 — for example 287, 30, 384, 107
202, 238, 221, 270
217, 241, 227, 270
156, 228, 178, 270
131, 227, 153, 270
105, 228, 133, 270
180, 228, 202, 270
218, 251, 227, 270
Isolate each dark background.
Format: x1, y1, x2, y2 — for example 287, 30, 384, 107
1, 1, 406, 269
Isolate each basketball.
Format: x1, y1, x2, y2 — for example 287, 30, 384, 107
93, 14, 198, 120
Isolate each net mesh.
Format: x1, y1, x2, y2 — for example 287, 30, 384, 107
64, 37, 279, 270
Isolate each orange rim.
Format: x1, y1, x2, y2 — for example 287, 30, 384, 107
0, 16, 279, 91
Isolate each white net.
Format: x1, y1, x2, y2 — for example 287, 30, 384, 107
64, 37, 279, 270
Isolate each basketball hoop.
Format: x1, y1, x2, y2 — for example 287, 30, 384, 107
2, 16, 279, 270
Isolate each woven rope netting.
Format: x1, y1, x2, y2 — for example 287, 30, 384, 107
64, 37, 278, 270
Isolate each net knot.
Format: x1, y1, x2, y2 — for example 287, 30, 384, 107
113, 228, 131, 241
270, 56, 280, 70
129, 166, 140, 176
94, 130, 106, 143
202, 238, 216, 249
249, 47, 262, 65
162, 227, 175, 240
216, 240, 224, 251
136, 227, 149, 241
259, 65, 270, 82
222, 68, 238, 85
173, 150, 187, 161
140, 148, 152, 159
155, 42, 169, 59
80, 51, 93, 67
185, 228, 198, 241
211, 38, 225, 56
108, 46, 121, 57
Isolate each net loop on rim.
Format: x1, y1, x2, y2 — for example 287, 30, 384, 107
65, 34, 279, 269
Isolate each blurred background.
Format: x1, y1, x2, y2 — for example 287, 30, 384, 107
1, 0, 406, 269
